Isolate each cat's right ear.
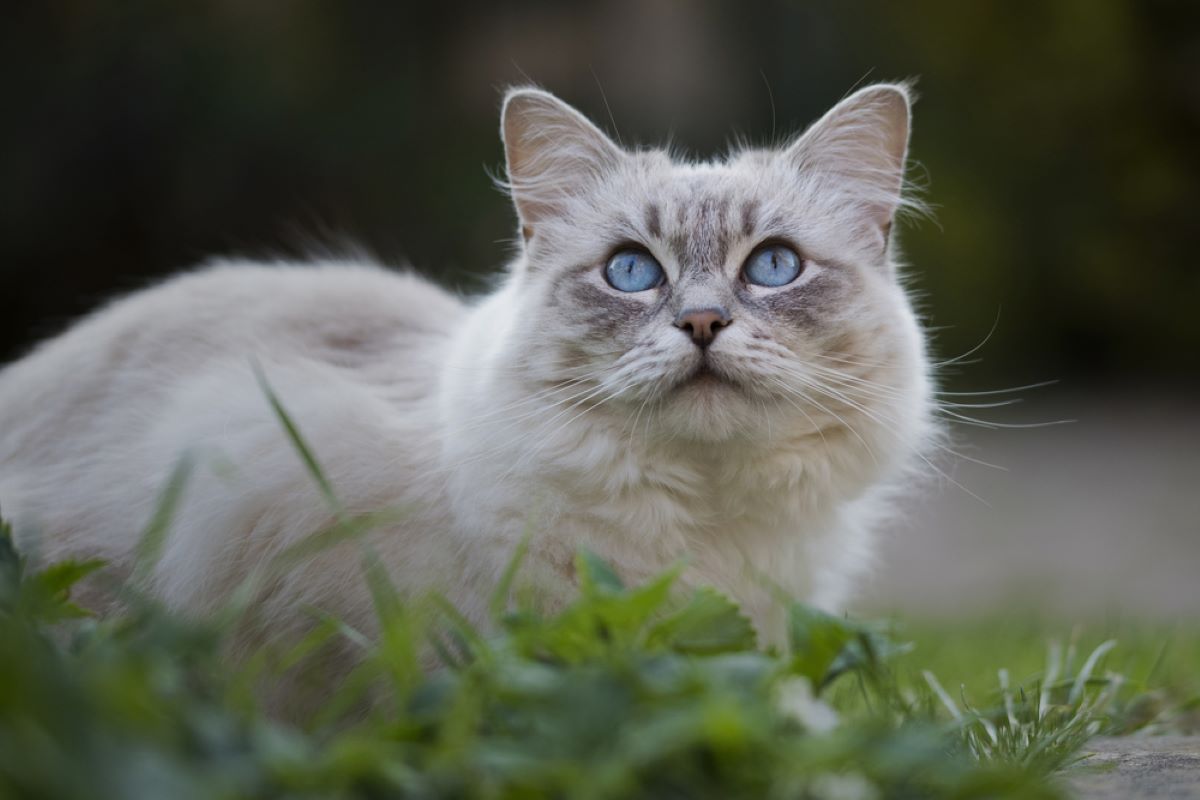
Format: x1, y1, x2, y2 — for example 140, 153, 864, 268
501, 88, 623, 241
785, 83, 914, 253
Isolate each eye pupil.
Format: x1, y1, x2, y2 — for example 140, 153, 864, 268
605, 249, 664, 292
744, 244, 802, 287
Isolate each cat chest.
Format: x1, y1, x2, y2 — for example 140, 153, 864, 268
557, 464, 810, 549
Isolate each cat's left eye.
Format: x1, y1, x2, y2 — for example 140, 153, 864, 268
605, 250, 665, 292
743, 244, 804, 287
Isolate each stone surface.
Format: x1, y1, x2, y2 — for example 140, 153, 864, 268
1065, 737, 1200, 799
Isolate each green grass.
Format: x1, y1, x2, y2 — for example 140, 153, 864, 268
2, 514, 1196, 800
896, 618, 1200, 733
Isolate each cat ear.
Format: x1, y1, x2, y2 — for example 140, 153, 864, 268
501, 88, 624, 240
786, 83, 913, 244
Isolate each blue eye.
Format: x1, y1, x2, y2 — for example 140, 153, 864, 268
604, 250, 665, 292
743, 244, 804, 287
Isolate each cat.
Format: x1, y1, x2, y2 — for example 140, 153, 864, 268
0, 83, 933, 650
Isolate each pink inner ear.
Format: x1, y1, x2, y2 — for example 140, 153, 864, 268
502, 90, 624, 229
783, 86, 912, 239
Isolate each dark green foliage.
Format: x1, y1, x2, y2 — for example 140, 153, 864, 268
1, 518, 1132, 800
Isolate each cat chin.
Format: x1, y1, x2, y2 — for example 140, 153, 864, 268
648, 380, 762, 442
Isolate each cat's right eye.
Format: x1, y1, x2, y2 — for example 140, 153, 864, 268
604, 250, 665, 292
743, 244, 804, 287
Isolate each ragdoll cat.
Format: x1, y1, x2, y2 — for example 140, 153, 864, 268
0, 83, 932, 649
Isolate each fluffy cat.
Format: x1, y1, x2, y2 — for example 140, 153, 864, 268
0, 84, 932, 648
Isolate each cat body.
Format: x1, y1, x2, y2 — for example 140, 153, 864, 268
0, 85, 933, 645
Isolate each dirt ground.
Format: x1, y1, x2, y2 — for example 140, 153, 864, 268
1066, 737, 1200, 799
855, 389, 1200, 620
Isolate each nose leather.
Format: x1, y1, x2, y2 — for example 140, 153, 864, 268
674, 306, 732, 347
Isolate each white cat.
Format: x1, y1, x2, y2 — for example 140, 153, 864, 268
0, 84, 933, 647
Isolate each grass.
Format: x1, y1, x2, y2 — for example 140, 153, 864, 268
2, 513, 1196, 800
897, 619, 1200, 734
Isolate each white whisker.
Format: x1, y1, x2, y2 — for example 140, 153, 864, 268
935, 380, 1059, 397
936, 409, 1075, 430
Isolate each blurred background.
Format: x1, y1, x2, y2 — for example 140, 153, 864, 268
3, 0, 1196, 621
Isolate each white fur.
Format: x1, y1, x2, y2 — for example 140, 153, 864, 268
0, 85, 934, 650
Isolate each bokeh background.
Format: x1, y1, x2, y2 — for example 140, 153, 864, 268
3, 0, 1197, 620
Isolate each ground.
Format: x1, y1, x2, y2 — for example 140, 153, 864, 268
1067, 737, 1200, 799
860, 390, 1199, 620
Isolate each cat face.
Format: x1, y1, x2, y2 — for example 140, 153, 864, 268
501, 86, 929, 449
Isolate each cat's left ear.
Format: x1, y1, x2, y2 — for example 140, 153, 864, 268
786, 83, 913, 249
501, 88, 624, 241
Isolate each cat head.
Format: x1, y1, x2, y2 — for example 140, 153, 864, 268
498, 84, 930, 459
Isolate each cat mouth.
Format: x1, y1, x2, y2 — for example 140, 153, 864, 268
678, 360, 737, 389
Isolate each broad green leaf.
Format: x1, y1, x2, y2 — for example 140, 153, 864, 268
576, 550, 624, 595
826, 628, 912, 685
26, 559, 105, 622
648, 588, 757, 654
786, 603, 857, 690
34, 558, 105, 597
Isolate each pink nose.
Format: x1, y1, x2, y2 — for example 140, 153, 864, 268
674, 307, 732, 347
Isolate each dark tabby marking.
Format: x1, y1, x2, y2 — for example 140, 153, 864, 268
738, 271, 854, 330
664, 192, 736, 278
644, 202, 662, 239
741, 200, 760, 237
565, 281, 666, 337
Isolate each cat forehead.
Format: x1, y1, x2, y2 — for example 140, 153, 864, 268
620, 154, 781, 236
624, 149, 772, 211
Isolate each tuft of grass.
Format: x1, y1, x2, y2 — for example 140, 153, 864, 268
1, 512, 1189, 800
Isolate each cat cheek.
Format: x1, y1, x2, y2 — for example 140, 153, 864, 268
748, 272, 854, 332
551, 280, 652, 342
